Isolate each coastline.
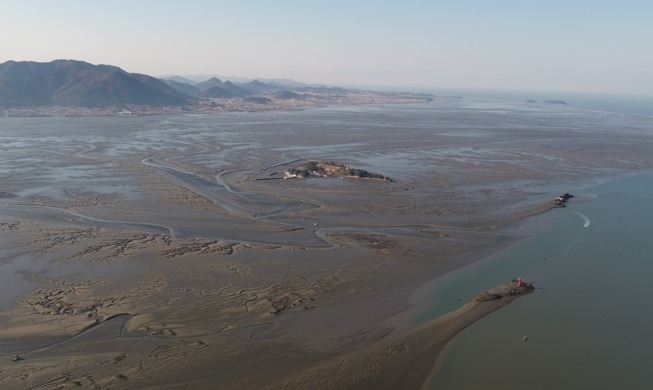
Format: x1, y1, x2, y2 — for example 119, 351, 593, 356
0, 90, 435, 118
0, 199, 551, 389
2, 103, 653, 388
421, 170, 653, 389
251, 281, 534, 389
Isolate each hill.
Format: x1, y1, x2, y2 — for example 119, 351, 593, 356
195, 77, 252, 98
0, 60, 435, 115
0, 60, 193, 108
242, 80, 278, 93
161, 79, 202, 96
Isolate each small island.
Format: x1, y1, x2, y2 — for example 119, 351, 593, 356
284, 160, 390, 181
472, 278, 535, 302
553, 192, 574, 207
279, 278, 536, 389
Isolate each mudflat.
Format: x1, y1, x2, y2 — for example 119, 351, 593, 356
1, 101, 651, 389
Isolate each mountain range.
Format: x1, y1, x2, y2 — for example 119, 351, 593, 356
0, 60, 327, 108
0, 60, 194, 107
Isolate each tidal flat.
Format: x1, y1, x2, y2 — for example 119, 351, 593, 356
0, 99, 652, 389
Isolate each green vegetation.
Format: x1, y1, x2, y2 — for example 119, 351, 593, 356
335, 166, 388, 180
286, 160, 390, 181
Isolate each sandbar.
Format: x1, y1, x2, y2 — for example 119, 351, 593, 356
1, 104, 652, 389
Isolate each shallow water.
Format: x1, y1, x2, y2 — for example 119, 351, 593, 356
0, 254, 42, 311
427, 171, 653, 389
1, 99, 652, 385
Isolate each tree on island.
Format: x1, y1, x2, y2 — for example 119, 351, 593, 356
286, 160, 390, 181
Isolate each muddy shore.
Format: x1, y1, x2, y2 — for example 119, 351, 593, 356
1, 103, 652, 389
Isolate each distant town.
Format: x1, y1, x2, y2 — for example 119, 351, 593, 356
0, 91, 434, 117
0, 60, 434, 117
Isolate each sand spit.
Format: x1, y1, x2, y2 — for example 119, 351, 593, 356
254, 280, 535, 390
0, 279, 532, 390
0, 202, 544, 390
2, 104, 653, 389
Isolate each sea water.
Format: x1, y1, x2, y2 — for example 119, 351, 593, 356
427, 171, 653, 389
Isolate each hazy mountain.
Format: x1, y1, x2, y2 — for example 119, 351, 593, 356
195, 77, 225, 91
161, 75, 198, 85
242, 80, 279, 93
298, 86, 348, 94
0, 60, 193, 107
162, 79, 202, 96
274, 90, 306, 100
220, 81, 252, 97
195, 78, 252, 98
201, 85, 238, 98
0, 60, 361, 109
165, 74, 311, 89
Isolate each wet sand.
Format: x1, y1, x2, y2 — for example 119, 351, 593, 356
1, 102, 652, 389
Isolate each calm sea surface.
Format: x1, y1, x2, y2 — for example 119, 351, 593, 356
425, 171, 653, 389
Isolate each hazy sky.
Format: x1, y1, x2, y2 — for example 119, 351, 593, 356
2, 1, 652, 94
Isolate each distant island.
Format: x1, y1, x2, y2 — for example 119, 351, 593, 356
526, 99, 568, 105
0, 60, 434, 116
285, 160, 391, 181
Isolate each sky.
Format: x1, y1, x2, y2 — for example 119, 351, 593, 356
1, 1, 652, 95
